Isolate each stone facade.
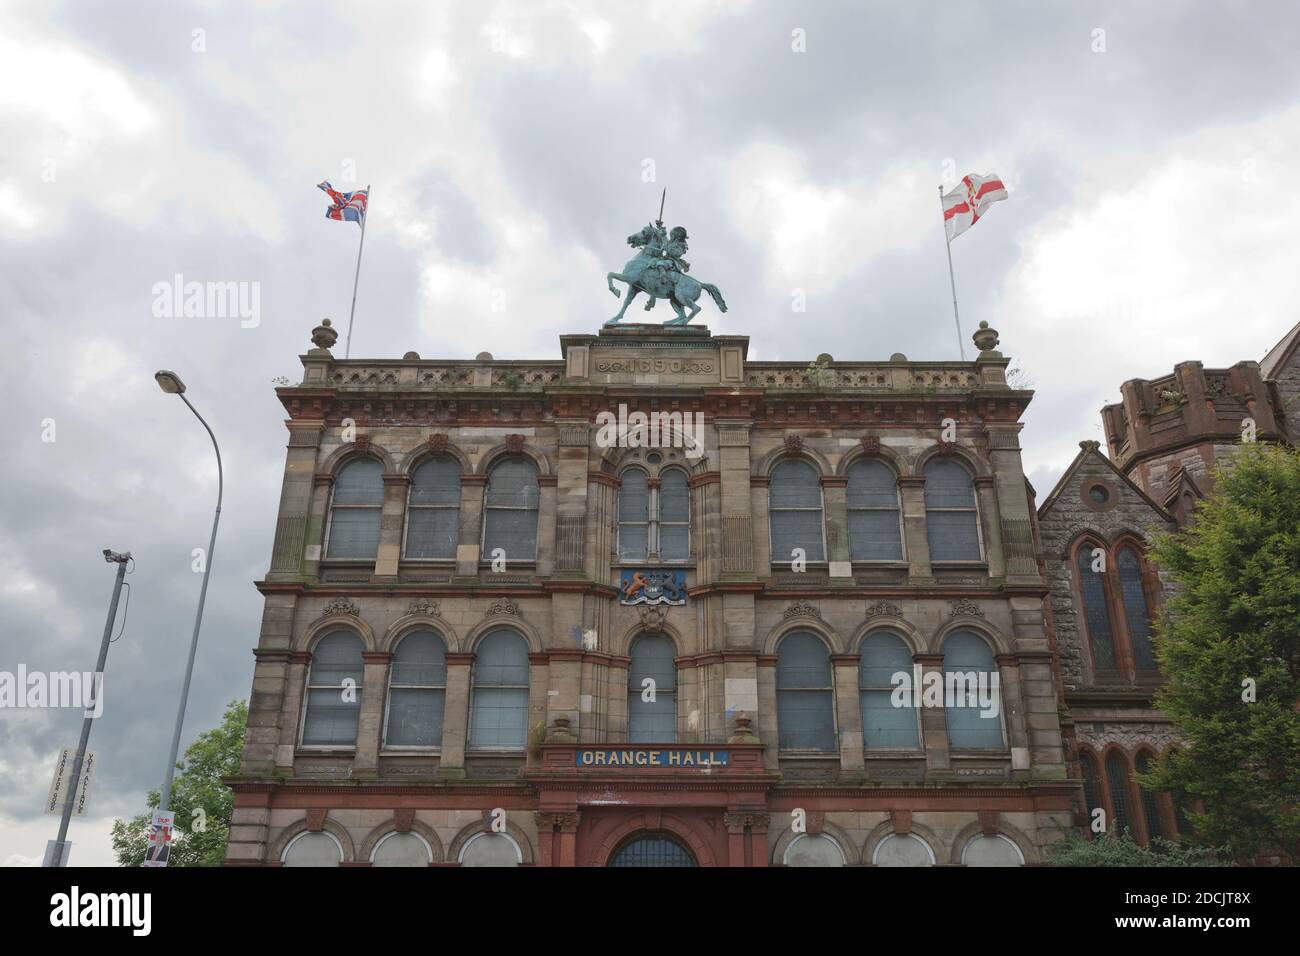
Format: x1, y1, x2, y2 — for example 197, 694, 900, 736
225, 319, 1073, 867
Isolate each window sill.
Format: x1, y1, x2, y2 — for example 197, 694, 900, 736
380, 748, 443, 755
295, 747, 357, 755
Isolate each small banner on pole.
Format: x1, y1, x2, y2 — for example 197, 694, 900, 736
46, 747, 96, 815
142, 810, 175, 867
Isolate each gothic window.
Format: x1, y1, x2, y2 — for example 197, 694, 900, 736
846, 458, 903, 561
924, 459, 981, 561
1117, 547, 1157, 671
859, 631, 919, 748
468, 629, 530, 750
628, 634, 677, 743
769, 459, 826, 564
326, 457, 384, 559
1105, 751, 1133, 837
941, 630, 1003, 749
383, 630, 447, 748
482, 457, 539, 562
1076, 542, 1117, 671
776, 631, 836, 751
301, 630, 364, 747
404, 456, 461, 559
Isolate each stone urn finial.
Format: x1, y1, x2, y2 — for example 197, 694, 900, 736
547, 715, 575, 742
972, 320, 999, 353
311, 318, 338, 352
728, 711, 760, 744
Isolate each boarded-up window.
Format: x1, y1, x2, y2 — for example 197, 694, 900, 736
776, 631, 836, 751
1106, 751, 1133, 837
859, 631, 918, 748
924, 459, 981, 561
469, 629, 530, 749
384, 630, 447, 748
326, 458, 384, 559
1077, 544, 1117, 671
628, 634, 676, 743
302, 630, 364, 746
404, 456, 460, 559
942, 630, 1003, 748
617, 467, 649, 561
482, 457, 539, 562
847, 459, 902, 560
769, 459, 825, 563
658, 468, 691, 561
1117, 547, 1157, 670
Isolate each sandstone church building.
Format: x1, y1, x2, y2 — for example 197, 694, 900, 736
223, 309, 1300, 866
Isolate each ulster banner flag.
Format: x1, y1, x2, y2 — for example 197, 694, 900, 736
942, 173, 1008, 241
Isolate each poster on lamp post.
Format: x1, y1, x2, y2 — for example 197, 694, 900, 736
141, 810, 175, 867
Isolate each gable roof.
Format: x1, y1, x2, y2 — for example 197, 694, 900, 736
1036, 440, 1174, 523
1261, 318, 1300, 381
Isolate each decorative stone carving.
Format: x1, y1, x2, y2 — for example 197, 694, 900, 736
637, 605, 669, 629
427, 433, 449, 452
354, 435, 371, 452
860, 435, 881, 455
949, 598, 984, 617
311, 318, 338, 351
486, 597, 519, 616
784, 600, 821, 619
783, 434, 803, 454
936, 440, 957, 455
323, 597, 360, 617
864, 599, 902, 617
504, 433, 526, 454
407, 600, 440, 618
972, 320, 999, 353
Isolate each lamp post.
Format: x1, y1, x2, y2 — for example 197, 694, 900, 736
153, 371, 223, 851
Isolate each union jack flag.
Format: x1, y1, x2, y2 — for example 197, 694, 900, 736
317, 181, 368, 225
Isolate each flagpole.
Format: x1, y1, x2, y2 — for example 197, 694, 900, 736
344, 183, 370, 360
940, 184, 967, 361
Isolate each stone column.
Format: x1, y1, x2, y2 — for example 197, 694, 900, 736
527, 654, 550, 766
914, 653, 950, 775
268, 420, 325, 581
898, 476, 932, 580
717, 424, 755, 581
722, 651, 759, 741
586, 472, 618, 582
437, 652, 473, 778
973, 475, 1005, 579
535, 811, 581, 867
455, 475, 486, 580
748, 476, 771, 577
536, 475, 558, 576
275, 651, 311, 772
352, 651, 392, 777
757, 656, 779, 770
995, 654, 1031, 777
832, 654, 865, 773
304, 473, 334, 576
555, 423, 590, 577
545, 647, 583, 739
373, 474, 409, 582
985, 425, 1039, 585
821, 476, 853, 579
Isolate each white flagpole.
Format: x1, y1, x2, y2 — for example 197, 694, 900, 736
344, 183, 370, 360
939, 184, 967, 361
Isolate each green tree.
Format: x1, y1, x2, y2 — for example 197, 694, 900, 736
1147, 443, 1300, 862
1046, 829, 1233, 867
112, 699, 247, 867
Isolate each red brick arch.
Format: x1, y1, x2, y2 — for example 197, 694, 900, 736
586, 811, 719, 867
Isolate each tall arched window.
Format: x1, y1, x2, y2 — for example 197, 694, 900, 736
404, 456, 461, 559
482, 457, 539, 562
769, 459, 825, 564
1105, 751, 1132, 836
924, 459, 981, 561
302, 630, 364, 746
1076, 542, 1117, 671
282, 831, 343, 867
847, 459, 903, 560
469, 629, 530, 750
658, 468, 691, 561
1117, 547, 1157, 671
384, 630, 447, 748
859, 631, 918, 748
617, 467, 649, 561
628, 634, 677, 742
941, 630, 1003, 749
776, 631, 836, 751
326, 458, 384, 559
1134, 751, 1164, 842
1080, 751, 1104, 825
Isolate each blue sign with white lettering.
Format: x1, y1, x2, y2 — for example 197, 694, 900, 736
575, 748, 729, 768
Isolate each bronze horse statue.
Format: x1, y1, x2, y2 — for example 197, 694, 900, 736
605, 223, 727, 326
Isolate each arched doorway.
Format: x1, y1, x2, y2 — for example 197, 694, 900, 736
608, 832, 697, 867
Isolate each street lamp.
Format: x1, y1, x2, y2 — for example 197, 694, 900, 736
152, 370, 223, 859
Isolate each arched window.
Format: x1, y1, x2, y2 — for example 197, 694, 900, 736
1080, 751, 1104, 826
658, 468, 691, 561
609, 833, 696, 867
873, 833, 935, 867
482, 457, 539, 562
1076, 542, 1117, 671
404, 456, 461, 559
846, 459, 902, 560
282, 831, 343, 867
469, 629, 530, 750
617, 467, 649, 561
783, 833, 846, 867
1135, 751, 1164, 842
301, 631, 364, 747
1105, 751, 1133, 837
961, 833, 1024, 867
371, 831, 432, 867
459, 831, 522, 867
326, 458, 384, 559
859, 631, 919, 749
924, 459, 981, 561
776, 631, 836, 751
769, 459, 825, 564
384, 630, 447, 748
628, 634, 676, 743
941, 630, 1003, 749
1117, 547, 1157, 671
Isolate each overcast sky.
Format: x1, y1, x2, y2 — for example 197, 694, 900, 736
3, 0, 1298, 866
